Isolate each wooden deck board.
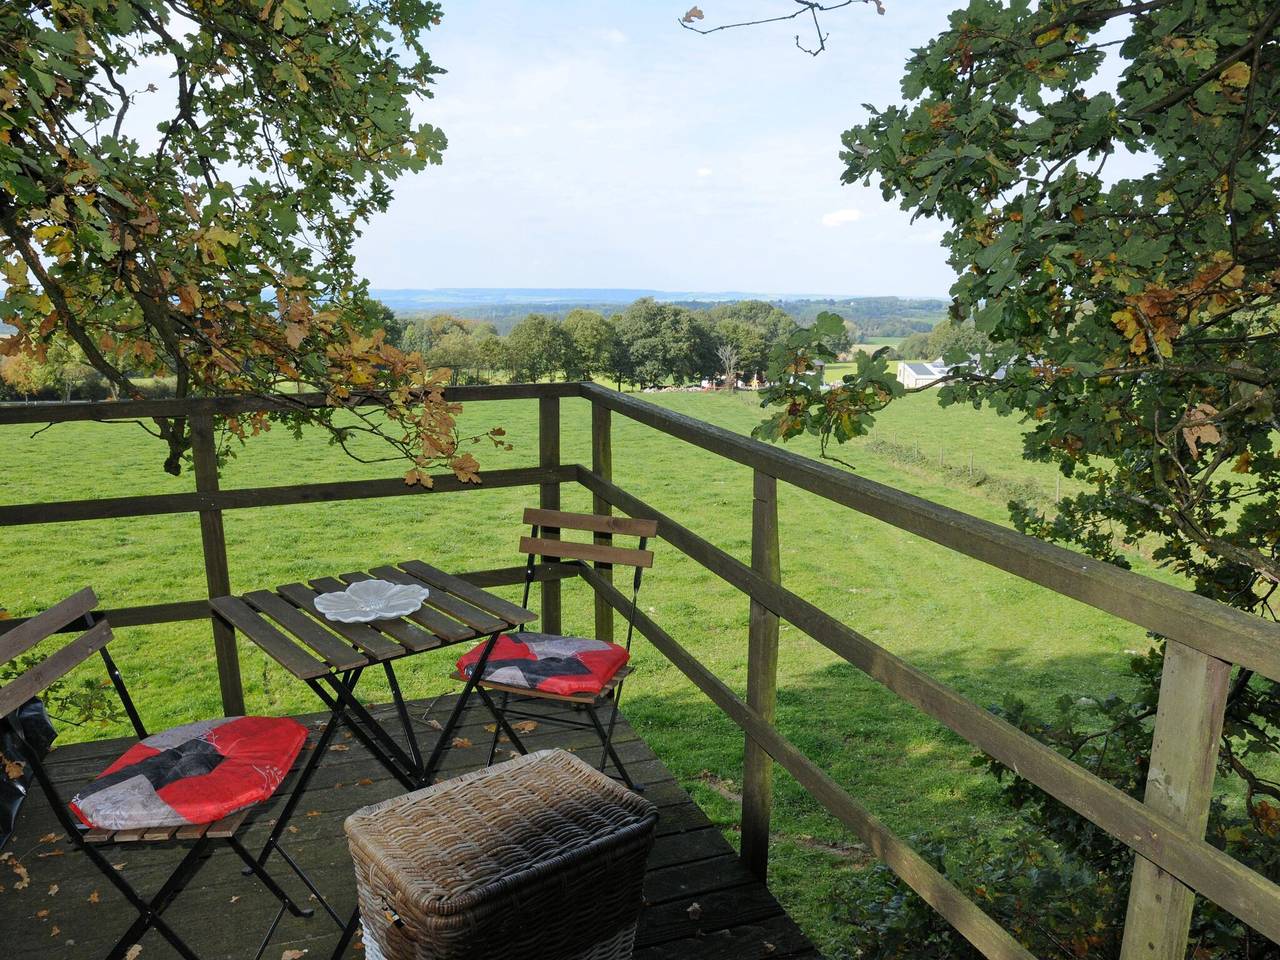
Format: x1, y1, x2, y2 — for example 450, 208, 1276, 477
2, 693, 822, 959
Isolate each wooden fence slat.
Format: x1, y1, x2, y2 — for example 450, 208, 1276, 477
190, 412, 244, 716
0, 382, 583, 426
741, 470, 781, 881
0, 466, 574, 527
1120, 640, 1232, 960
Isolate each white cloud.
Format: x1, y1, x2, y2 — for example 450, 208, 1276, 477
602, 28, 627, 44
821, 208, 864, 227
696, 166, 713, 177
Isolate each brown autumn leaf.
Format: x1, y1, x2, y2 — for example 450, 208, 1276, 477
36, 909, 49, 919
681, 6, 704, 23
1182, 403, 1221, 459
686, 901, 702, 920
125, 945, 142, 959
511, 720, 539, 734
356, 778, 374, 786
305, 810, 321, 818
281, 949, 309, 959
88, 890, 100, 903
38, 833, 58, 844
50, 925, 60, 937
1, 750, 25, 781
451, 737, 474, 749
47, 883, 58, 896
328, 744, 350, 752
425, 719, 443, 731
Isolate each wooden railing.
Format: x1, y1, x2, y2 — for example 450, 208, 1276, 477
2, 380, 1278, 959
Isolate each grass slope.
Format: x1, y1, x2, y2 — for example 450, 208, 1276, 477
0, 390, 1160, 953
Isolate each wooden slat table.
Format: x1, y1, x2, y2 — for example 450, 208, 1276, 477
211, 558, 535, 921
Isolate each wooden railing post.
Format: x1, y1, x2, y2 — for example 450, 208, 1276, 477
1119, 639, 1231, 960
741, 469, 780, 880
538, 395, 562, 635
591, 401, 614, 645
189, 412, 245, 715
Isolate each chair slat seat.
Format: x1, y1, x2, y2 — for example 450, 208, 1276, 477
522, 508, 658, 538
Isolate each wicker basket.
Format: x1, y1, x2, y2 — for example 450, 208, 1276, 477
344, 749, 659, 960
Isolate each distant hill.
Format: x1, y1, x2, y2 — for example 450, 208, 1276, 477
370, 288, 948, 336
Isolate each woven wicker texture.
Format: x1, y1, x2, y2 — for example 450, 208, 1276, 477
345, 749, 658, 960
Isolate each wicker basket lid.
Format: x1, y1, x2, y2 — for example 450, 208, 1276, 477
344, 749, 658, 918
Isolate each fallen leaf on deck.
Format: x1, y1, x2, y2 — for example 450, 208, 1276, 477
763, 943, 777, 954
686, 901, 702, 920
125, 945, 142, 959
287, 826, 300, 834
328, 744, 350, 752
113, 863, 126, 871
88, 890, 100, 903
451, 737, 473, 749
39, 833, 58, 844
511, 720, 538, 734
281, 949, 308, 959
36, 909, 49, 919
425, 719, 443, 731
47, 883, 58, 896
356, 778, 374, 786
305, 810, 321, 818
50, 925, 60, 937
230, 895, 240, 903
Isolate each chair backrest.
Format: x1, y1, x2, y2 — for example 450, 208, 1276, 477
520, 508, 658, 568
518, 508, 659, 649
0, 587, 112, 719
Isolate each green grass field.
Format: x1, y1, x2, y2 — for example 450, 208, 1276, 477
0, 389, 1162, 953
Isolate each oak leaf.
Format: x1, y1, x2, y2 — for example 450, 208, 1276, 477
681, 6, 704, 24
1182, 404, 1221, 459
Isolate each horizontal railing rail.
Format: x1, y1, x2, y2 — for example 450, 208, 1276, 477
0, 382, 581, 426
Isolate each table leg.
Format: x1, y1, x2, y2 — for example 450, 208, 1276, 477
312, 673, 421, 789
383, 661, 424, 772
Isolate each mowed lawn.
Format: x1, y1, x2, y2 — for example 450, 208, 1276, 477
0, 389, 1160, 953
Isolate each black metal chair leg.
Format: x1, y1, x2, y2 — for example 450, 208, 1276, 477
586, 703, 642, 792
253, 905, 288, 960
475, 685, 530, 761
227, 836, 313, 918
104, 837, 214, 960
486, 689, 508, 765
275, 841, 345, 927
329, 907, 363, 960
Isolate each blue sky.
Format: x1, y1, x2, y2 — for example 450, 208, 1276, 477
352, 1, 961, 296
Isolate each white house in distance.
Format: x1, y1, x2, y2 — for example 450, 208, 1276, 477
898, 359, 951, 389
898, 357, 1011, 389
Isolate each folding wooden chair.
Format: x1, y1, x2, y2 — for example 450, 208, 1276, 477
0, 588, 316, 960
451, 508, 658, 791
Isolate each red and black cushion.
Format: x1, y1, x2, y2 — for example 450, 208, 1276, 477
456, 632, 630, 697
69, 716, 307, 831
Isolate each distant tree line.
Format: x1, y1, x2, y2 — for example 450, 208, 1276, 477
0, 295, 919, 400
384, 297, 858, 389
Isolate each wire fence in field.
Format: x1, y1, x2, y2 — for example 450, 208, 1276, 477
866, 434, 1062, 505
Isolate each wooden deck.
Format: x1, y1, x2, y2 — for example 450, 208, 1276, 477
3, 694, 822, 959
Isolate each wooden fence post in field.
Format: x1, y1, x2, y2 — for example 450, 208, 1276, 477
189, 411, 245, 715
1119, 640, 1231, 960
591, 401, 614, 645
741, 469, 781, 880
539, 395, 562, 635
